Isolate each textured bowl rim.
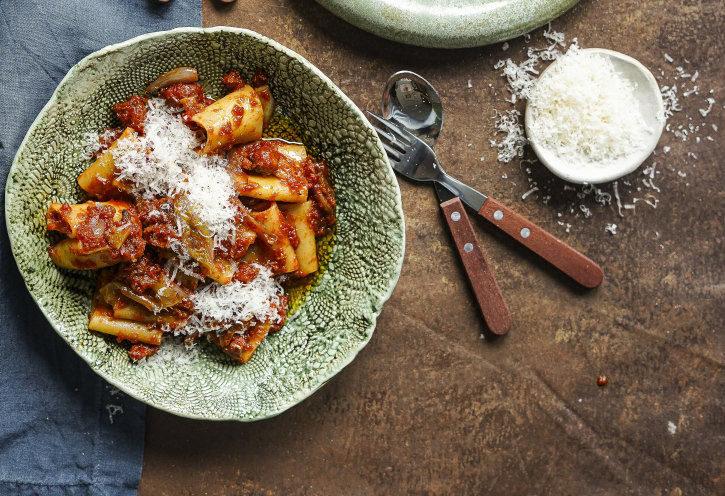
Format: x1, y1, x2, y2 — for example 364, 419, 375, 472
5, 26, 405, 421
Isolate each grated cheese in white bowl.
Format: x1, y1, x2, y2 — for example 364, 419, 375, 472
524, 48, 665, 184
488, 26, 719, 237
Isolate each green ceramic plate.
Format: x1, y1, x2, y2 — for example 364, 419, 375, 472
315, 0, 581, 49
5, 27, 405, 421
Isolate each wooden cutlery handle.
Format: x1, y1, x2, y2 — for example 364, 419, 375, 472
440, 197, 512, 335
478, 198, 604, 288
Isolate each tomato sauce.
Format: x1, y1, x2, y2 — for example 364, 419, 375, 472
115, 252, 166, 295
222, 69, 246, 92
219, 122, 233, 139
279, 211, 299, 248
74, 202, 145, 261
268, 294, 288, 333
136, 197, 179, 249
95, 128, 124, 158
160, 82, 204, 106
46, 202, 74, 235
160, 83, 213, 127
233, 262, 261, 283
113, 95, 148, 134
304, 158, 336, 236
227, 140, 308, 196
214, 200, 257, 260
129, 343, 159, 361
231, 104, 245, 126
252, 68, 269, 88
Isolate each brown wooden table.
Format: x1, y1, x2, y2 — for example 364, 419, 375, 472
139, 1, 724, 494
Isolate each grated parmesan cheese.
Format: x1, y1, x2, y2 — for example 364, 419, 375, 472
491, 109, 526, 162
134, 267, 284, 362
613, 181, 623, 217
105, 404, 124, 424
667, 421, 677, 435
81, 99, 290, 360
661, 85, 682, 119
526, 48, 655, 167
81, 129, 119, 161
111, 99, 238, 242
699, 97, 716, 117
137, 336, 201, 367
182, 265, 284, 336
521, 186, 539, 201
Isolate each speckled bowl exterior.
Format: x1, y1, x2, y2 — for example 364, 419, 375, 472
315, 0, 581, 49
5, 27, 405, 421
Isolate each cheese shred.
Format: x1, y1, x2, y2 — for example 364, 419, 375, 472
111, 99, 238, 242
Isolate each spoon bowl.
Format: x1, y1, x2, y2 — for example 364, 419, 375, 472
382, 71, 444, 147
524, 48, 665, 184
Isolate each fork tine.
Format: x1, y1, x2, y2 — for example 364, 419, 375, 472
366, 112, 408, 161
369, 123, 397, 145
366, 111, 411, 144
370, 124, 407, 153
381, 141, 403, 162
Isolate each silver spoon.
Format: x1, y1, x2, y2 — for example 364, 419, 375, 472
383, 71, 443, 148
381, 71, 512, 335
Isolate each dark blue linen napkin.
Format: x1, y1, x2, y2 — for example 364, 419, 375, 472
0, 1, 201, 494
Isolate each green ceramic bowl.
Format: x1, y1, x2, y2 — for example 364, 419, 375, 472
5, 27, 405, 421
315, 0, 581, 49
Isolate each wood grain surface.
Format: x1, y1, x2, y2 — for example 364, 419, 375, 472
139, 1, 725, 494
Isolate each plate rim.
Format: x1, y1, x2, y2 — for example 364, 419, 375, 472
314, 0, 581, 49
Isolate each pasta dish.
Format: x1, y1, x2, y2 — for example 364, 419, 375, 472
45, 67, 336, 363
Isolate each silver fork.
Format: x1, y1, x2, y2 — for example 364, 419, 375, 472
367, 111, 604, 289
367, 111, 511, 334
368, 112, 486, 209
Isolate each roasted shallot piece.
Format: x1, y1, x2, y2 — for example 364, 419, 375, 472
145, 67, 198, 94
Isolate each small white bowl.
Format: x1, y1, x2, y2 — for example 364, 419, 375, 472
525, 48, 665, 184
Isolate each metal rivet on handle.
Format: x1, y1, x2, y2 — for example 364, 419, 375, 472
451, 211, 461, 222
493, 210, 503, 221
520, 227, 531, 238
464, 243, 473, 253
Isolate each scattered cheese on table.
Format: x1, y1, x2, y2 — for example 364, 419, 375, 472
488, 26, 719, 238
